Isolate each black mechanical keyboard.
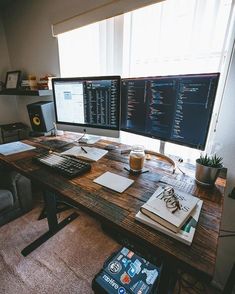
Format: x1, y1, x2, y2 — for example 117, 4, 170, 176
33, 153, 91, 178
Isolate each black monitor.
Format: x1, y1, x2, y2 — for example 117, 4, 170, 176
121, 73, 220, 150
52, 76, 121, 138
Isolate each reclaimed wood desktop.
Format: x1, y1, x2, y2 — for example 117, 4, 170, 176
0, 134, 225, 289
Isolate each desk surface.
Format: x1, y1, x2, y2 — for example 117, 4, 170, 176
0, 133, 225, 282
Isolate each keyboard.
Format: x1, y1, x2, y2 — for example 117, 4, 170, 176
159, 175, 195, 193
33, 153, 91, 178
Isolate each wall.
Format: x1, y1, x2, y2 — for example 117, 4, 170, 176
0, 13, 18, 125
1, 0, 118, 126
213, 41, 235, 290
1, 0, 235, 289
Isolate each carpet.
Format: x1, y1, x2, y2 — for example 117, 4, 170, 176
0, 203, 221, 294
0, 205, 119, 294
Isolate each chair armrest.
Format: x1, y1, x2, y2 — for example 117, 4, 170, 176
0, 164, 32, 212
15, 174, 32, 212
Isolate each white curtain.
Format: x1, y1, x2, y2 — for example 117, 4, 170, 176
122, 0, 233, 77
58, 0, 233, 78
58, 15, 124, 77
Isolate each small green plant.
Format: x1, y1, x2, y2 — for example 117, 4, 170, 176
197, 154, 223, 168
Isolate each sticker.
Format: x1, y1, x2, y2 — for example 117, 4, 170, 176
133, 259, 142, 274
130, 280, 150, 294
122, 257, 131, 268
128, 263, 137, 278
127, 251, 134, 259
141, 258, 150, 266
142, 268, 159, 285
121, 247, 129, 256
118, 287, 126, 294
117, 254, 123, 261
102, 274, 119, 290
108, 261, 122, 274
120, 272, 131, 284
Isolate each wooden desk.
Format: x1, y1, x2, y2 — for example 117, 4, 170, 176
0, 134, 225, 290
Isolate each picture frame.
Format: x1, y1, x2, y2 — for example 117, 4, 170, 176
5, 70, 21, 89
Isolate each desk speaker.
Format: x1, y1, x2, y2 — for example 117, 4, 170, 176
27, 101, 55, 133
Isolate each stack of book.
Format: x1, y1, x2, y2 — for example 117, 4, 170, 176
135, 187, 203, 245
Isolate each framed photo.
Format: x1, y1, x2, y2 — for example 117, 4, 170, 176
5, 70, 21, 89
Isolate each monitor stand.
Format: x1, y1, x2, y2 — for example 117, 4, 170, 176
159, 140, 165, 155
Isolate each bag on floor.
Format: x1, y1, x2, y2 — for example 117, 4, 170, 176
92, 247, 162, 294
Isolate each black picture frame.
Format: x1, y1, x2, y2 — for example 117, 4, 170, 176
5, 70, 21, 89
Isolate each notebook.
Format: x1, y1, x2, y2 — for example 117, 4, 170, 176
0, 141, 36, 155
61, 146, 108, 162
93, 171, 134, 193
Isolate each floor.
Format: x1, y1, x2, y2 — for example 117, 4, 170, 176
0, 199, 221, 294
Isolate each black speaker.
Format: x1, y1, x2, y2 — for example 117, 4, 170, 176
27, 101, 55, 133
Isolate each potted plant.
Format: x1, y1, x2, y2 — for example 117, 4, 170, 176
195, 154, 223, 186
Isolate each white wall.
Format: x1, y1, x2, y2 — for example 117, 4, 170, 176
213, 41, 235, 290
0, 13, 18, 125
1, 0, 235, 289
1, 0, 116, 126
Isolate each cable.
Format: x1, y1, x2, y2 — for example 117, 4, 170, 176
220, 229, 235, 233
176, 164, 186, 175
220, 234, 235, 238
77, 129, 86, 143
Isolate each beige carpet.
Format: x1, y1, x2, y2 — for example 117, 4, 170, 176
0, 205, 119, 294
0, 202, 221, 294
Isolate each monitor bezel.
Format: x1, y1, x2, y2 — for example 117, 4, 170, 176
52, 75, 121, 132
121, 73, 220, 150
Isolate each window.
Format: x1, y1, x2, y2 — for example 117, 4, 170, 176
57, 0, 234, 161
122, 0, 232, 77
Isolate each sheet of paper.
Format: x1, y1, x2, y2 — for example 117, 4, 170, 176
0, 141, 36, 155
61, 146, 108, 162
93, 171, 134, 193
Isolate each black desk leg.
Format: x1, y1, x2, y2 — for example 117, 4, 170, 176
158, 261, 178, 293
21, 190, 79, 257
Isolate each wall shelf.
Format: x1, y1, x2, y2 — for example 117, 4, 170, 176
0, 89, 52, 96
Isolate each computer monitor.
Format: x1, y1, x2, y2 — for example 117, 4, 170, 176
52, 76, 121, 138
121, 73, 220, 150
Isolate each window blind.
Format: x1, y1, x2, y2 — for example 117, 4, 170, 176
52, 0, 164, 36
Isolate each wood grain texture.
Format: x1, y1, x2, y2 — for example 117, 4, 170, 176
0, 135, 226, 282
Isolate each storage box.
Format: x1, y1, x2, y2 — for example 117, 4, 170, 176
92, 247, 162, 294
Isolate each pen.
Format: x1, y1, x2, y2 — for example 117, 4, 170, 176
81, 146, 88, 154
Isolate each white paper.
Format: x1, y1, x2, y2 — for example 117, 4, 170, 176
0, 141, 36, 155
93, 171, 134, 193
61, 146, 108, 162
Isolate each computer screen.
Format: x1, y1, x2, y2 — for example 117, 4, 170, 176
52, 76, 121, 138
121, 73, 220, 150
